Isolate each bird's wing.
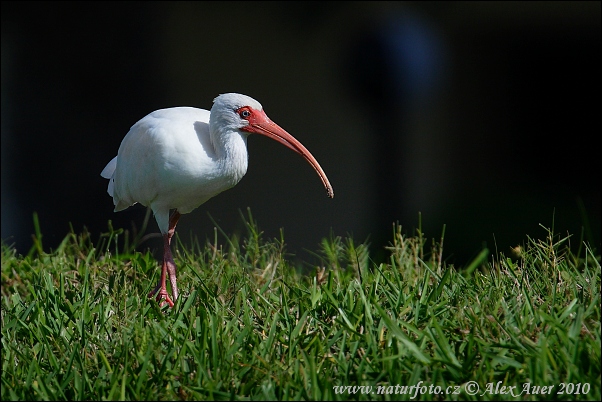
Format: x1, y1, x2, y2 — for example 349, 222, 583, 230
109, 107, 215, 231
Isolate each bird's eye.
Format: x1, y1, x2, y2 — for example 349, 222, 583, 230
239, 109, 251, 118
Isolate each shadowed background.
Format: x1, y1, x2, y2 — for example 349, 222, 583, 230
2, 1, 600, 266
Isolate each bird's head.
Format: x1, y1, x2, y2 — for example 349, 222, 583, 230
210, 93, 263, 132
210, 93, 334, 198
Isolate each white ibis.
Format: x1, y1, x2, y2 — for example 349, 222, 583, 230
100, 93, 334, 307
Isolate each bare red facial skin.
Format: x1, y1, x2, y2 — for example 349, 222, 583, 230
237, 107, 334, 198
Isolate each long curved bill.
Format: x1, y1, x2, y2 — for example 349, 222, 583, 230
243, 110, 334, 198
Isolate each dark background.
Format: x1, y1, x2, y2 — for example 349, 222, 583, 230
2, 1, 600, 267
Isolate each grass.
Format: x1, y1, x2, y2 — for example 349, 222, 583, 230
1, 210, 600, 400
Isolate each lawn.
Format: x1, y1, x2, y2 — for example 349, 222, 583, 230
1, 211, 600, 400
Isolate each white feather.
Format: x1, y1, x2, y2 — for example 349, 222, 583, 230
100, 94, 261, 234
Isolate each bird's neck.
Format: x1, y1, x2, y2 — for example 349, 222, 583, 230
211, 129, 249, 186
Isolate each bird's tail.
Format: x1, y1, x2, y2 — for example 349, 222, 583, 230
100, 156, 117, 197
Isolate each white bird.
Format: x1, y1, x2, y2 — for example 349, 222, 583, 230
101, 93, 334, 307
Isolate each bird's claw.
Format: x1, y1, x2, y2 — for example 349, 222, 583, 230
148, 286, 175, 308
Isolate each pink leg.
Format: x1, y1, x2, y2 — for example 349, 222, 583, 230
148, 210, 181, 307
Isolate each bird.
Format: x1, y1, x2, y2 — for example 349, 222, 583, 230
101, 93, 334, 307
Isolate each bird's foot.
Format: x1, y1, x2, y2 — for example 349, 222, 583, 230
148, 284, 175, 308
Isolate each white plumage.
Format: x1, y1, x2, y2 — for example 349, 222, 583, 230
101, 93, 333, 307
